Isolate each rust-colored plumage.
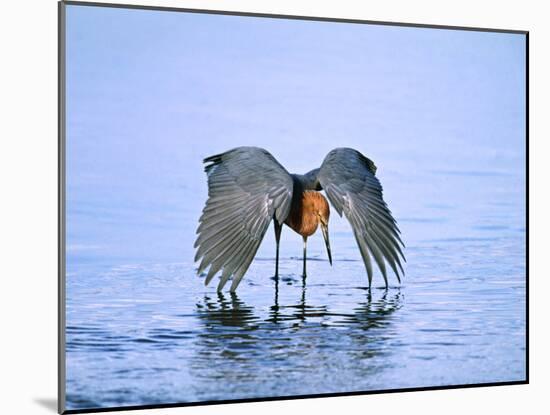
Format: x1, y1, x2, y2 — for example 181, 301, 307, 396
285, 191, 330, 237
281, 190, 332, 278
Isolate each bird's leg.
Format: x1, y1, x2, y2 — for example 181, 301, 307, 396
274, 221, 282, 280
302, 236, 308, 281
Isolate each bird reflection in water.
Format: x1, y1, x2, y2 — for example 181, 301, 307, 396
190, 285, 403, 399
268, 277, 329, 324
193, 283, 403, 346
191, 292, 261, 389
344, 290, 403, 330
197, 292, 259, 329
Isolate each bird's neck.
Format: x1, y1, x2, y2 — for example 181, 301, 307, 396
292, 168, 321, 191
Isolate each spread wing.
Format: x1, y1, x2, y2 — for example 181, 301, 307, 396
194, 147, 293, 292
318, 148, 405, 287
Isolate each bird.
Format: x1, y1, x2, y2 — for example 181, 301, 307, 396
194, 146, 405, 292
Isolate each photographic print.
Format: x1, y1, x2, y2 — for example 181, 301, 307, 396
59, 2, 527, 413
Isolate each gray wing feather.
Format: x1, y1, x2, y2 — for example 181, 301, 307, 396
195, 147, 293, 292
318, 148, 405, 287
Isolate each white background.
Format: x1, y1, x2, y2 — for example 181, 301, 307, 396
0, 0, 545, 414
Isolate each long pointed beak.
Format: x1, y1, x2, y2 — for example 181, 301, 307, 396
321, 223, 332, 266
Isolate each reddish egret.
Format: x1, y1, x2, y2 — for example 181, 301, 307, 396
195, 147, 405, 292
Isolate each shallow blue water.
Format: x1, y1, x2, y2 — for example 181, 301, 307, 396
64, 6, 526, 411
65, 167, 526, 410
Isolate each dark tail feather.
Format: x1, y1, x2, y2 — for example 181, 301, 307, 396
203, 153, 223, 173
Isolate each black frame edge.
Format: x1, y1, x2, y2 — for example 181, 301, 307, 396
525, 31, 529, 384
58, 1, 67, 414
61, 381, 528, 414
61, 0, 528, 35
